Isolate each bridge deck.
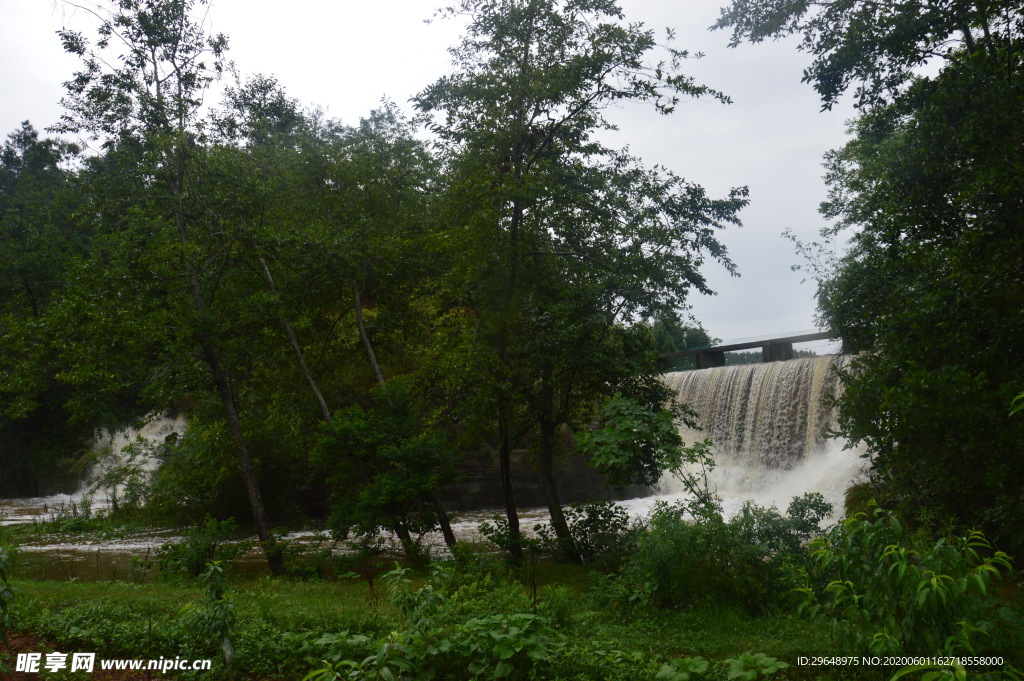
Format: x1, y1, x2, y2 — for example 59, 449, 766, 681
659, 332, 833, 361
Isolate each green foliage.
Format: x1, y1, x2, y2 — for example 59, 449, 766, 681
33, 499, 94, 534
16, 577, 389, 680
273, 532, 349, 581
304, 563, 803, 681
656, 656, 711, 681
713, 0, 1016, 109
308, 565, 559, 681
723, 652, 788, 681
650, 312, 718, 372
534, 502, 643, 570
796, 506, 1017, 655
577, 393, 709, 493
9, 563, 890, 680
144, 421, 242, 524
156, 517, 251, 578
194, 561, 236, 665
458, 613, 558, 678
544, 645, 714, 681
615, 494, 831, 612
316, 379, 459, 550
726, 0, 1024, 555
27, 498, 154, 544
0, 545, 17, 646
84, 434, 159, 515
416, 0, 746, 552
479, 515, 537, 557
814, 91, 1024, 545
0, 122, 89, 496
0, 0, 751, 572
1010, 392, 1024, 418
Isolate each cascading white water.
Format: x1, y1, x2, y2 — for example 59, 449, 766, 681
0, 411, 186, 526
446, 355, 868, 541
88, 411, 187, 492
658, 354, 867, 517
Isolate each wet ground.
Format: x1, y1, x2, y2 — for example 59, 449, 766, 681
3, 450, 863, 582
1, 489, 720, 581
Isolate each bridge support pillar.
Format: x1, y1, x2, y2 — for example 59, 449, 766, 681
762, 342, 794, 362
696, 350, 726, 369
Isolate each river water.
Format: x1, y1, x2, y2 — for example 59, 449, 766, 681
2, 356, 868, 579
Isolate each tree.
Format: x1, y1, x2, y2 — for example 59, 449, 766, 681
0, 123, 87, 495
650, 312, 718, 371
314, 378, 460, 553
719, 0, 1024, 551
54, 0, 284, 572
416, 0, 746, 558
0, 123, 82, 319
815, 73, 1024, 550
208, 83, 458, 548
713, 0, 1021, 109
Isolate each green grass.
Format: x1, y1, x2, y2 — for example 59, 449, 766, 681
11, 576, 390, 680
5, 513, 1020, 681
7, 543, 1017, 681
3, 565, 848, 681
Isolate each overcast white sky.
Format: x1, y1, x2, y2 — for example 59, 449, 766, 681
1, 0, 854, 349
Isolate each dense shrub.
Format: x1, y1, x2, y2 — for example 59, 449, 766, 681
273, 531, 348, 580
307, 564, 791, 681
156, 517, 251, 577
535, 502, 645, 570
614, 494, 831, 612
797, 505, 1020, 655
308, 564, 558, 680
1, 544, 16, 654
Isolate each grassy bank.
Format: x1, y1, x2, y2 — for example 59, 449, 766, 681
3, 501, 1021, 680
5, 563, 841, 681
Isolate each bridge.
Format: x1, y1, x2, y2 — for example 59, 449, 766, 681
658, 331, 835, 371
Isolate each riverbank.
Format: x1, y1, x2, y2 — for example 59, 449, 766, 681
3, 498, 1021, 681
4, 563, 837, 681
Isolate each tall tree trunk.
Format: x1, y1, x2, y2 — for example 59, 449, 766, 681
352, 280, 458, 548
430, 494, 458, 547
393, 522, 415, 554
537, 382, 578, 563
538, 419, 578, 563
492, 193, 525, 559
255, 255, 371, 485
201, 342, 282, 574
175, 210, 281, 575
352, 281, 386, 385
498, 404, 523, 561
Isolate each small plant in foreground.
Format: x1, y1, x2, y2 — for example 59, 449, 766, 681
656, 656, 711, 681
1, 544, 18, 673
723, 652, 789, 680
185, 561, 236, 666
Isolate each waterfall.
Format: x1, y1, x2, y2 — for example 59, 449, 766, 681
0, 411, 186, 526
87, 410, 187, 498
659, 354, 867, 517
